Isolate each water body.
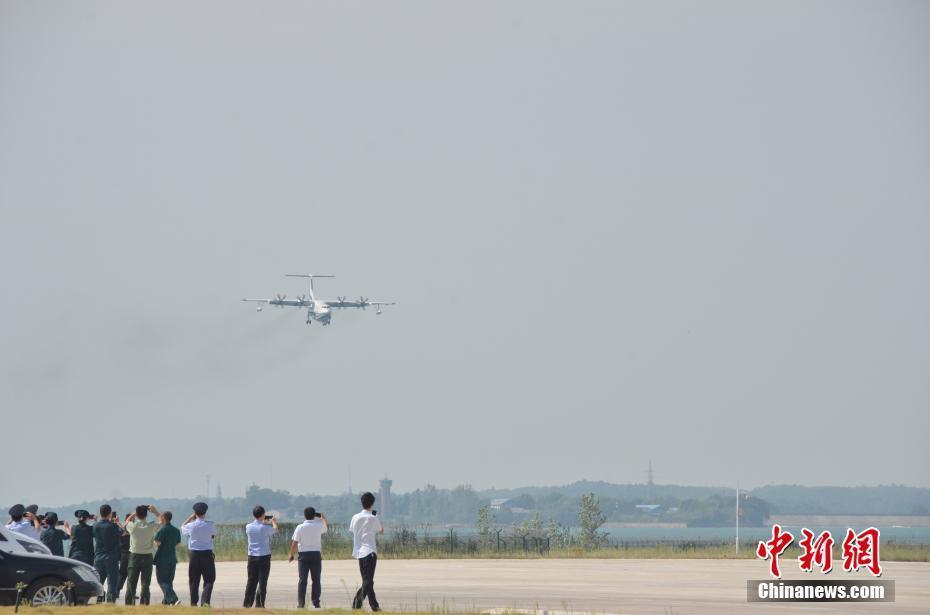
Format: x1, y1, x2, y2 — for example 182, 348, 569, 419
604, 525, 930, 545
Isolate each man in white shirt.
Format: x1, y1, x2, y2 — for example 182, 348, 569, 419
349, 492, 383, 611
288, 506, 328, 608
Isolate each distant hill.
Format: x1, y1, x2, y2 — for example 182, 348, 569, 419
479, 481, 930, 516
17, 481, 930, 526
478, 480, 732, 500
752, 484, 930, 516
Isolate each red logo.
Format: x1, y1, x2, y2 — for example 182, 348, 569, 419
756, 524, 794, 578
842, 527, 882, 577
798, 528, 834, 573
757, 525, 882, 578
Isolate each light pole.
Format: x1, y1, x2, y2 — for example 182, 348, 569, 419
735, 482, 740, 555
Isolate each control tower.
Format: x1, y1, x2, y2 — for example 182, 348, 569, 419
379, 476, 393, 519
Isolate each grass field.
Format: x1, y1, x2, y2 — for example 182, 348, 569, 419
0, 608, 454, 615
202, 542, 930, 563
196, 522, 930, 563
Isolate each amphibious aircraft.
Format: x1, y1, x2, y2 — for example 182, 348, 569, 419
241, 274, 395, 325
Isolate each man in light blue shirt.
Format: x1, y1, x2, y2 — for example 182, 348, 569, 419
6, 504, 42, 541
243, 505, 278, 607
180, 502, 216, 606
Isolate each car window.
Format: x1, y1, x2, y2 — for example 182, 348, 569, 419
17, 539, 47, 554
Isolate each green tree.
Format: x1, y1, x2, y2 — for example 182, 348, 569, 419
477, 505, 493, 548
546, 518, 569, 548
578, 492, 607, 549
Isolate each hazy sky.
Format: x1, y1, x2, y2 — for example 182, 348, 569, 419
2, 1, 928, 506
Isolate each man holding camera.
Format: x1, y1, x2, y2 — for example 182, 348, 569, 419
350, 493, 383, 611
181, 501, 217, 606
69, 510, 95, 565
243, 506, 278, 608
6, 504, 42, 541
93, 504, 121, 603
288, 506, 328, 609
39, 512, 71, 556
124, 504, 161, 605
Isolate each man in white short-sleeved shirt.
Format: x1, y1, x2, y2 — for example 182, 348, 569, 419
288, 507, 328, 608
349, 492, 383, 611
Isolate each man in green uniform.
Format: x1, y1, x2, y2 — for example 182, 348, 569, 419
69, 510, 95, 565
124, 505, 160, 605
93, 504, 121, 603
154, 511, 182, 605
39, 512, 71, 556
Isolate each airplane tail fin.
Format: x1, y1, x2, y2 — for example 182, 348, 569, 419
285, 273, 334, 297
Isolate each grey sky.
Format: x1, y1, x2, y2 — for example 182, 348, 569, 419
2, 1, 928, 506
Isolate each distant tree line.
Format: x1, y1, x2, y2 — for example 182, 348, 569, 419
40, 481, 930, 527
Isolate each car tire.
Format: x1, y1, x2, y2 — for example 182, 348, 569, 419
26, 577, 68, 606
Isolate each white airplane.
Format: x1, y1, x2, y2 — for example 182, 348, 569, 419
242, 274, 395, 326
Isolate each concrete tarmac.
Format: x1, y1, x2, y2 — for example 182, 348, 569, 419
147, 558, 928, 614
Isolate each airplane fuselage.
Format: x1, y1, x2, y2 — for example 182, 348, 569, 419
265, 298, 331, 325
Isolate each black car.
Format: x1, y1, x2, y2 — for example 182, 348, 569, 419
0, 549, 103, 606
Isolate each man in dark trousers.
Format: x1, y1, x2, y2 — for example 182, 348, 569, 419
154, 511, 181, 605
69, 510, 95, 565
180, 502, 217, 606
93, 504, 121, 603
115, 512, 130, 599
288, 506, 328, 608
349, 492, 383, 611
243, 505, 278, 608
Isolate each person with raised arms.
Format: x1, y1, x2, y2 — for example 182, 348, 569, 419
181, 502, 217, 606
288, 506, 328, 609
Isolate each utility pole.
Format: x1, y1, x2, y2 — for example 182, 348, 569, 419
735, 482, 740, 555
647, 459, 655, 500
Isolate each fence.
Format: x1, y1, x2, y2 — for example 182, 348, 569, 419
191, 523, 748, 560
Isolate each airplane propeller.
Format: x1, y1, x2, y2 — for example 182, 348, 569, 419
337, 296, 347, 308
275, 293, 286, 307
358, 296, 369, 310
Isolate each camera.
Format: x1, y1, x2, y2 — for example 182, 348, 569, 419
56, 520, 65, 526
264, 515, 273, 521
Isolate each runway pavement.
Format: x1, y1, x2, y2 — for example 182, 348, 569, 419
143, 558, 929, 614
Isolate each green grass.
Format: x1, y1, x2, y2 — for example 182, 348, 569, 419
176, 523, 930, 563
200, 543, 930, 562
0, 608, 468, 615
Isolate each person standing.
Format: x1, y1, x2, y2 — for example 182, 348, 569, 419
124, 505, 160, 605
181, 502, 217, 607
69, 510, 95, 565
288, 507, 328, 609
243, 506, 278, 608
154, 511, 182, 605
39, 513, 71, 556
93, 504, 121, 603
116, 512, 131, 599
349, 492, 383, 611
6, 504, 41, 541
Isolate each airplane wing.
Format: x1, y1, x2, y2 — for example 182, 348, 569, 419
324, 298, 396, 310
241, 298, 310, 308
